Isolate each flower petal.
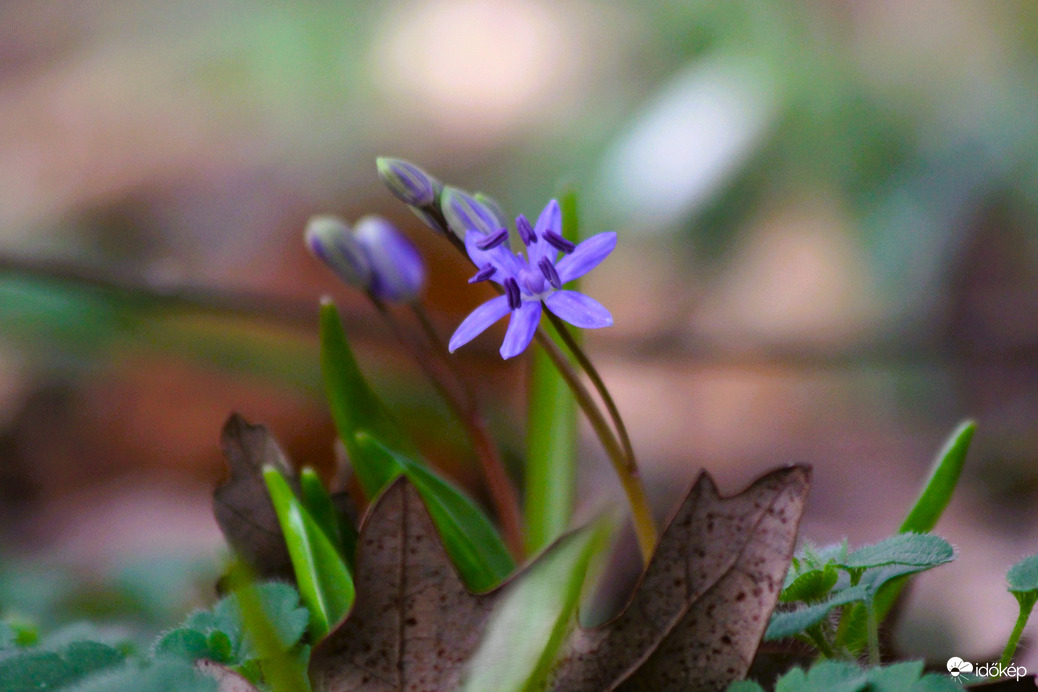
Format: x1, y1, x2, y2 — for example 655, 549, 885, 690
464, 230, 522, 282
528, 199, 561, 268
500, 301, 542, 359
555, 232, 616, 284
543, 290, 613, 329
449, 295, 511, 353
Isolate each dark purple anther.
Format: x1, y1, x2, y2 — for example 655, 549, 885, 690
538, 257, 562, 289
516, 214, 537, 245
505, 277, 521, 310
544, 230, 576, 254
468, 263, 497, 284
476, 228, 509, 250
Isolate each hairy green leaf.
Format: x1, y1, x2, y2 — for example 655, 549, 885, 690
1007, 554, 1038, 594
838, 533, 954, 571
765, 585, 871, 641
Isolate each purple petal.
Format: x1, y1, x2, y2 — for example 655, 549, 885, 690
500, 301, 542, 359
555, 232, 616, 284
448, 295, 511, 353
543, 290, 613, 329
527, 200, 561, 268
464, 230, 522, 282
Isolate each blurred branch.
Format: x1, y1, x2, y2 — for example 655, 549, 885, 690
0, 252, 319, 331
2, 252, 1036, 372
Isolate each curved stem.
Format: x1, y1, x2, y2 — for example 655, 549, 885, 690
368, 295, 524, 558
544, 311, 636, 472
1000, 593, 1037, 668
533, 327, 657, 563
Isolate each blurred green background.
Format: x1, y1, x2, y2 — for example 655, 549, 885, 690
2, 0, 1038, 666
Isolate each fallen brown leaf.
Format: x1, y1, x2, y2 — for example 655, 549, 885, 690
213, 413, 298, 581
547, 465, 811, 692
310, 479, 500, 691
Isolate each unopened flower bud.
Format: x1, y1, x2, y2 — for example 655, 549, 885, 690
376, 157, 438, 207
441, 187, 506, 240
305, 215, 372, 289
354, 215, 426, 302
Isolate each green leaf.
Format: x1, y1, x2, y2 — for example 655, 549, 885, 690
838, 533, 954, 571
263, 468, 354, 641
298, 466, 355, 563
1007, 554, 1038, 593
780, 566, 839, 603
356, 434, 514, 591
65, 659, 217, 692
727, 682, 767, 692
0, 642, 126, 692
0, 651, 77, 691
769, 660, 951, 692
461, 522, 607, 691
765, 585, 871, 640
844, 422, 976, 654
524, 188, 580, 554
225, 571, 311, 692
318, 299, 415, 498
774, 661, 865, 692
153, 629, 213, 662
900, 421, 974, 533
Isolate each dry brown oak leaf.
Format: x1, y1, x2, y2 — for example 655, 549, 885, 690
310, 478, 501, 691
213, 414, 301, 581
309, 465, 809, 692
546, 464, 811, 692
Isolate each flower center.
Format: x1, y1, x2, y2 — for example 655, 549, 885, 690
519, 265, 546, 297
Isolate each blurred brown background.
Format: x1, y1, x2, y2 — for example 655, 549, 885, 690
3, 0, 1038, 665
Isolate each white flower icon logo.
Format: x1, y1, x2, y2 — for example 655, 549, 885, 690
946, 657, 974, 677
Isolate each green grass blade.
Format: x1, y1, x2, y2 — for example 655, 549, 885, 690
319, 298, 415, 497
224, 565, 312, 692
263, 467, 355, 641
899, 420, 975, 533
356, 434, 515, 591
462, 522, 607, 691
524, 188, 580, 554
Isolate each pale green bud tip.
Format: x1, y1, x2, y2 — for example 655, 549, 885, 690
305, 215, 372, 289
376, 157, 438, 207
353, 215, 426, 303
441, 186, 507, 240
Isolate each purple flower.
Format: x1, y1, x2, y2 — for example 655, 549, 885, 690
353, 215, 426, 302
448, 199, 616, 359
306, 214, 426, 303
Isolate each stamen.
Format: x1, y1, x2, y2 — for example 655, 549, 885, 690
516, 214, 537, 245
505, 277, 521, 310
544, 230, 576, 254
476, 228, 509, 250
468, 263, 497, 284
538, 257, 562, 289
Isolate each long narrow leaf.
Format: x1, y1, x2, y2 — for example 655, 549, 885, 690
298, 467, 356, 565
263, 468, 355, 641
525, 188, 581, 554
462, 522, 607, 691
899, 420, 974, 533
355, 434, 515, 591
318, 298, 414, 497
